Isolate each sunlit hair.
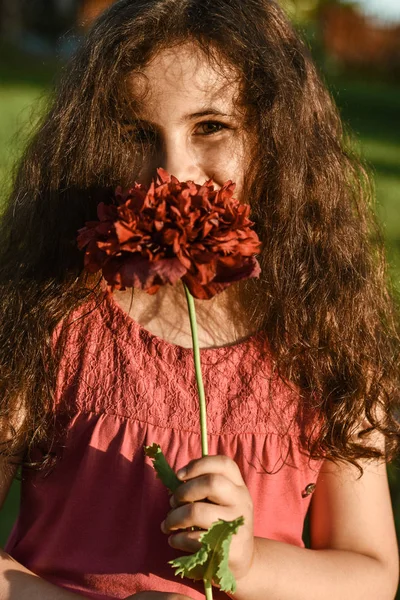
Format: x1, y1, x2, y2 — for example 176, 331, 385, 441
0, 0, 399, 473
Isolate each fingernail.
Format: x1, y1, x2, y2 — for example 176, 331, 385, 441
170, 495, 177, 508
160, 520, 166, 533
176, 467, 187, 480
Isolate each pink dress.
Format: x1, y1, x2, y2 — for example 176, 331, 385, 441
6, 292, 323, 599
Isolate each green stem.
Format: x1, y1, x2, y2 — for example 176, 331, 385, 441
183, 283, 212, 600
203, 579, 213, 600
183, 283, 208, 457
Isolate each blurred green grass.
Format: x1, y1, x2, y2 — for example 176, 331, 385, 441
327, 76, 400, 279
0, 42, 58, 204
0, 45, 399, 594
0, 86, 46, 199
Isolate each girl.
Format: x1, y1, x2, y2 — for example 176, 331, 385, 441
0, 1, 399, 599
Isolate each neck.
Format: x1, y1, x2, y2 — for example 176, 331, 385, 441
112, 280, 254, 349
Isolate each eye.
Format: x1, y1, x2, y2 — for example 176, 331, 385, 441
194, 121, 227, 136
123, 123, 158, 145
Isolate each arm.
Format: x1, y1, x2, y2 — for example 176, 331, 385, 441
229, 433, 399, 600
0, 550, 87, 600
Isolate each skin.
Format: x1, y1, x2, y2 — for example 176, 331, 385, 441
162, 456, 254, 576
120, 44, 255, 600
118, 45, 398, 600
0, 43, 397, 600
125, 455, 254, 600
113, 43, 255, 350
127, 595, 193, 600
130, 45, 248, 197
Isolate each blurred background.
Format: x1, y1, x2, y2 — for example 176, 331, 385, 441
0, 0, 399, 595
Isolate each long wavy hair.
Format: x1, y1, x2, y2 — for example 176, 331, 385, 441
1, 0, 399, 473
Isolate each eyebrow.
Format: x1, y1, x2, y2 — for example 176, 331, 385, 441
123, 108, 233, 129
182, 109, 231, 121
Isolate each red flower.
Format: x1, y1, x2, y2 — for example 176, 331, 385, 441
77, 169, 261, 300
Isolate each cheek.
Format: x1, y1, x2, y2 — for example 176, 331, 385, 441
195, 139, 246, 199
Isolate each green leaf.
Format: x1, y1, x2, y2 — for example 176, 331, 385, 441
169, 516, 245, 594
169, 546, 209, 581
144, 443, 181, 493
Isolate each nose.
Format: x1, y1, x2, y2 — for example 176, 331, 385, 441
163, 153, 201, 183
156, 134, 205, 184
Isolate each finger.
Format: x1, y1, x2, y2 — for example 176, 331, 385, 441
128, 593, 195, 600
162, 501, 232, 533
168, 529, 204, 553
172, 473, 240, 507
177, 455, 244, 486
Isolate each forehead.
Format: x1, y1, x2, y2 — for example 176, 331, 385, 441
129, 44, 242, 118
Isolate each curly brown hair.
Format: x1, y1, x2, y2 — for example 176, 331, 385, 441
0, 0, 399, 474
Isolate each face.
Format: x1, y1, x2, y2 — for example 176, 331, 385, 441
128, 44, 250, 200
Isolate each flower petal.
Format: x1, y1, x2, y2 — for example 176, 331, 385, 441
102, 254, 187, 292
79, 170, 262, 297
182, 272, 231, 299
214, 256, 261, 284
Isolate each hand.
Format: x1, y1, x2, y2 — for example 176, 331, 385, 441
126, 593, 195, 599
161, 455, 255, 583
